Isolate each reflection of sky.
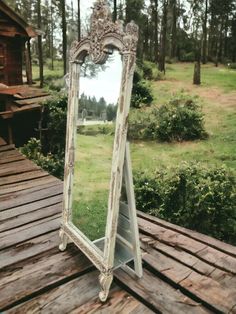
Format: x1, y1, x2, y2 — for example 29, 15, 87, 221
80, 52, 123, 104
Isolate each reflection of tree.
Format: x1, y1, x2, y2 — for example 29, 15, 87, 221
79, 93, 117, 121
80, 54, 115, 78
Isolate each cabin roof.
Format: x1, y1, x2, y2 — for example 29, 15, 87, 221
0, 1, 37, 38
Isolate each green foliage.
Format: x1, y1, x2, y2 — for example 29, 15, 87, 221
180, 52, 195, 62
78, 124, 115, 136
228, 63, 236, 69
142, 61, 165, 81
79, 93, 117, 121
20, 138, 64, 179
20, 94, 68, 180
129, 92, 208, 142
42, 94, 68, 155
156, 92, 208, 142
134, 163, 236, 244
131, 69, 153, 108
128, 109, 156, 140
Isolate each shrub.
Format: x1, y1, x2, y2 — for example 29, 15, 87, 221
142, 61, 153, 80
42, 94, 68, 155
128, 109, 157, 140
134, 163, 236, 245
20, 138, 64, 179
228, 63, 236, 70
128, 91, 208, 142
19, 94, 68, 180
155, 92, 208, 142
180, 51, 195, 62
131, 69, 153, 108
142, 61, 165, 81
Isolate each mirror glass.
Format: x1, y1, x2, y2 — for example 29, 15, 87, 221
71, 50, 122, 246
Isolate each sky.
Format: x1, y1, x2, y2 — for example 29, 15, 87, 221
70, 0, 122, 104
80, 52, 122, 105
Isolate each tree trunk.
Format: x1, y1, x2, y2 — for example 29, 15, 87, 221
78, 0, 81, 41
61, 0, 67, 75
193, 61, 201, 85
37, 0, 43, 88
158, 0, 168, 73
50, 1, 54, 70
202, 0, 208, 64
193, 48, 201, 85
113, 0, 117, 21
170, 0, 177, 59
154, 0, 158, 63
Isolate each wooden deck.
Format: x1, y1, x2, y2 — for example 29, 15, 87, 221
0, 139, 236, 313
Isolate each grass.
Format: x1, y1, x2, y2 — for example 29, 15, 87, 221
72, 132, 113, 240
165, 62, 236, 92
46, 61, 236, 239
32, 60, 64, 80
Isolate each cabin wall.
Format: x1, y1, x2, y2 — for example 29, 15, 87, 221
0, 36, 24, 86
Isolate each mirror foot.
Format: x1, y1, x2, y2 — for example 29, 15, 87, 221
99, 270, 113, 302
59, 229, 68, 251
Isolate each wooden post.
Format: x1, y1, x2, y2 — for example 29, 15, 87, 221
25, 40, 33, 85
7, 119, 13, 144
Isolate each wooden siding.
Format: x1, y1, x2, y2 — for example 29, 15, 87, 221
0, 36, 23, 86
0, 139, 235, 313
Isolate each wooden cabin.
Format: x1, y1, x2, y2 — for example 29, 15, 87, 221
0, 1, 36, 86
0, 1, 51, 146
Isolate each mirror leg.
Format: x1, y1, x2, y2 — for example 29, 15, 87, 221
59, 229, 68, 251
98, 270, 113, 302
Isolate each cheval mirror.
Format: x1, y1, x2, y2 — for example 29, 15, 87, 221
59, 0, 142, 302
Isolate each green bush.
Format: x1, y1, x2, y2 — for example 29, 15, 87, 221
42, 94, 68, 155
142, 61, 165, 81
228, 63, 236, 70
155, 92, 208, 142
131, 69, 153, 108
128, 92, 208, 142
134, 163, 236, 245
20, 138, 64, 179
180, 51, 195, 62
128, 109, 156, 140
19, 94, 68, 180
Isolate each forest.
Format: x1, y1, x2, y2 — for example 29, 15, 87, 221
4, 0, 236, 84
12, 0, 236, 245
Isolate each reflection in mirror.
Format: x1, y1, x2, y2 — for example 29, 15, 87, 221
71, 50, 122, 244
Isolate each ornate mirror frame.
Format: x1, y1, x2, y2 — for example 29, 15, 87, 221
59, 0, 142, 302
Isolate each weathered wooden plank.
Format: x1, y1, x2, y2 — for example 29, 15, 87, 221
0, 194, 62, 221
138, 217, 236, 274
68, 289, 154, 314
0, 246, 92, 311
0, 181, 63, 211
0, 231, 59, 269
138, 211, 236, 258
210, 268, 236, 290
0, 214, 61, 250
0, 176, 59, 195
0, 170, 49, 186
114, 268, 211, 314
0, 203, 62, 232
0, 154, 25, 165
142, 245, 236, 313
0, 159, 40, 177
0, 144, 15, 152
0, 150, 23, 160
140, 234, 215, 276
14, 95, 51, 106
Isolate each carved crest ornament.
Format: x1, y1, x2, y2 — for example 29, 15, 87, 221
70, 0, 139, 63
60, 0, 142, 303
